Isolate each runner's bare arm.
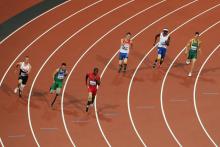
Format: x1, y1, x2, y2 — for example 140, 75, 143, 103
153, 34, 160, 46
53, 69, 59, 79
121, 39, 124, 45
85, 74, 89, 86
185, 39, 192, 54
166, 36, 171, 46
28, 65, 32, 74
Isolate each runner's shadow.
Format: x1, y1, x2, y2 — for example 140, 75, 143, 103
95, 104, 120, 122
96, 55, 118, 71
0, 83, 13, 96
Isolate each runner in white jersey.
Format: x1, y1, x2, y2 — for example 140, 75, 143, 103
14, 56, 32, 97
118, 32, 133, 73
152, 28, 171, 68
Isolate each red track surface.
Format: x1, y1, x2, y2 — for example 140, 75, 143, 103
0, 0, 219, 147
0, 0, 41, 23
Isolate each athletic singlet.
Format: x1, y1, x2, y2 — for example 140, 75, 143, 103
119, 39, 132, 53
56, 69, 66, 80
158, 32, 169, 48
19, 62, 31, 77
190, 39, 199, 51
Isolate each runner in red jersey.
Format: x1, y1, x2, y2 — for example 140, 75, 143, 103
85, 67, 100, 112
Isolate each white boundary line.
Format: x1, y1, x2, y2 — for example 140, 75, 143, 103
128, 3, 220, 147
0, 0, 103, 86
0, 137, 4, 147
61, 1, 166, 146
126, 0, 209, 146
194, 43, 220, 147
0, 0, 71, 44
27, 1, 135, 147
160, 17, 220, 146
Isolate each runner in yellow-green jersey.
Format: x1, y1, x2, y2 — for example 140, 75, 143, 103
185, 32, 201, 77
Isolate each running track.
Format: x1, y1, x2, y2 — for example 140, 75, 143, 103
0, 0, 219, 146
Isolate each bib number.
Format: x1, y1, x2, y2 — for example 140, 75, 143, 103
89, 80, 96, 86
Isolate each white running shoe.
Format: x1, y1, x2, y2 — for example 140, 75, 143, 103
186, 60, 190, 65
188, 72, 192, 77
14, 87, 18, 93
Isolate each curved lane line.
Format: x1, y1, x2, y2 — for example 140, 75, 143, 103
0, 137, 4, 147
160, 14, 220, 146
128, 3, 220, 147
27, 1, 135, 146
0, 0, 103, 86
0, 0, 71, 44
61, 1, 166, 146
100, 1, 198, 146
194, 42, 220, 147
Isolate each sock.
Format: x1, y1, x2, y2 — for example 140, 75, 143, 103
123, 64, 127, 71
160, 59, 164, 65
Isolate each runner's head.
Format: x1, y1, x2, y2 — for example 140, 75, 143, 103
24, 56, 29, 64
125, 32, 131, 40
61, 62, 67, 70
163, 28, 169, 36
93, 67, 99, 75
195, 32, 200, 40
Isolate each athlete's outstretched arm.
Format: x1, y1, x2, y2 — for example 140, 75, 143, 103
153, 34, 160, 46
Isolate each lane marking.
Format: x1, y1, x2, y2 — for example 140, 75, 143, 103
72, 120, 90, 123
99, 1, 198, 146
0, 0, 103, 86
0, 0, 71, 44
194, 43, 220, 147
203, 92, 220, 95
0, 137, 4, 147
136, 106, 155, 109
103, 112, 119, 117
8, 134, 26, 138
27, 1, 135, 147
161, 19, 220, 146
61, 1, 166, 147
40, 128, 58, 131
128, 3, 220, 147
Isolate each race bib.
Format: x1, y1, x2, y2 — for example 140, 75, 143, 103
89, 80, 96, 86
191, 45, 197, 50
57, 74, 65, 79
122, 44, 129, 50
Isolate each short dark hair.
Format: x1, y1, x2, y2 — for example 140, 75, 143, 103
195, 32, 200, 35
126, 32, 131, 35
62, 62, 67, 66
94, 67, 99, 72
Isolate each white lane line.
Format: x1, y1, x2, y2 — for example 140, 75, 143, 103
0, 0, 103, 87
126, 0, 203, 146
27, 1, 135, 147
160, 18, 220, 146
128, 3, 220, 147
0, 137, 4, 147
0, 0, 71, 44
194, 43, 220, 147
61, 1, 166, 146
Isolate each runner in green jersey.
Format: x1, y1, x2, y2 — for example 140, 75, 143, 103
50, 63, 68, 107
185, 32, 201, 77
